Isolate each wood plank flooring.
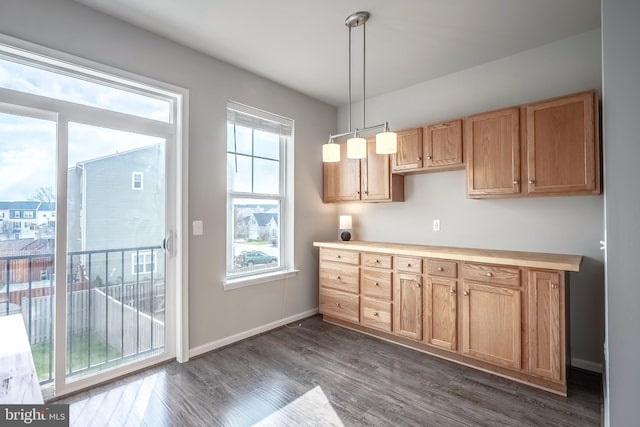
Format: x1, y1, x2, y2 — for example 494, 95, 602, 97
59, 315, 601, 426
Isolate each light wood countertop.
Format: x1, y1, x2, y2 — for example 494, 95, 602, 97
313, 241, 582, 272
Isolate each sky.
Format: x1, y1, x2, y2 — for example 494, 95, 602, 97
0, 57, 168, 201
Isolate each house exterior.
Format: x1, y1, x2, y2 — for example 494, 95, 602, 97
0, 201, 56, 240
67, 144, 166, 285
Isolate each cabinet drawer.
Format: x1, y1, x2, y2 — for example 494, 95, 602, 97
320, 288, 359, 323
361, 269, 393, 300
426, 259, 458, 278
320, 248, 359, 265
361, 298, 392, 332
320, 264, 360, 293
462, 263, 521, 287
361, 252, 393, 269
396, 256, 422, 273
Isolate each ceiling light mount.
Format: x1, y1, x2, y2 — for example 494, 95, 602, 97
322, 11, 397, 162
345, 11, 370, 28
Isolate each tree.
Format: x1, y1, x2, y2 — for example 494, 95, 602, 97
30, 186, 55, 203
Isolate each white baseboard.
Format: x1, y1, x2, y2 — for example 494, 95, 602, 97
188, 308, 319, 359
571, 357, 603, 373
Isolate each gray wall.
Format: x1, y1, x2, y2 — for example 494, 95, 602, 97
0, 0, 337, 349
602, 0, 640, 425
337, 29, 604, 368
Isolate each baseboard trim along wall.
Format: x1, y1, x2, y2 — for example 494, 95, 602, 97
572, 357, 603, 373
189, 308, 319, 358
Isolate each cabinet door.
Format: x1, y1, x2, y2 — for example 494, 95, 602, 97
392, 128, 423, 171
323, 142, 361, 202
424, 119, 463, 169
426, 278, 457, 350
362, 138, 391, 201
525, 91, 599, 195
462, 282, 521, 369
394, 273, 423, 340
527, 270, 564, 381
465, 107, 521, 197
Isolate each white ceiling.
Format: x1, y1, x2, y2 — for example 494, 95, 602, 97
73, 0, 601, 107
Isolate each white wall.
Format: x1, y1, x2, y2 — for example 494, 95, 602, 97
602, 0, 640, 425
0, 0, 337, 350
338, 29, 604, 367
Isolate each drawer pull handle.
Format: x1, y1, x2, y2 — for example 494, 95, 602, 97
407, 263, 412, 267
373, 312, 379, 317
486, 272, 493, 277
337, 276, 341, 280
551, 283, 558, 289
336, 303, 342, 308
463, 291, 469, 296
437, 267, 444, 271
375, 282, 380, 286
336, 255, 341, 259
375, 259, 380, 264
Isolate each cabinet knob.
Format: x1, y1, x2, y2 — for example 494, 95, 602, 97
407, 263, 412, 267
416, 283, 421, 288
437, 267, 444, 271
375, 282, 379, 286
450, 289, 456, 294
551, 283, 558, 289
336, 276, 341, 280
513, 180, 519, 185
336, 255, 341, 259
528, 180, 535, 184
364, 191, 368, 195
356, 191, 360, 195
463, 291, 469, 296
417, 157, 421, 161
426, 156, 432, 160
373, 312, 379, 317
336, 303, 342, 308
374, 259, 380, 264
486, 272, 493, 277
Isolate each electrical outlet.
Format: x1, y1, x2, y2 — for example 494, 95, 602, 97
433, 219, 440, 232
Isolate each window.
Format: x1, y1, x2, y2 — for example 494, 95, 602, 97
23, 211, 34, 218
132, 172, 144, 190
13, 222, 20, 230
14, 211, 20, 218
132, 251, 157, 274
226, 102, 293, 282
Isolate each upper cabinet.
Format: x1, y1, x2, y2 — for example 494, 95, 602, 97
323, 142, 361, 202
392, 128, 423, 171
524, 91, 599, 195
465, 90, 600, 199
465, 107, 521, 197
323, 139, 404, 203
424, 119, 464, 171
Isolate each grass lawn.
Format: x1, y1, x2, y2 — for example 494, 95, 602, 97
31, 333, 121, 382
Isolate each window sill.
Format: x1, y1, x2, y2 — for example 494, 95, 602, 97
224, 269, 299, 291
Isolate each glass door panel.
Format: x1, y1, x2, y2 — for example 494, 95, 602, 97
66, 122, 166, 381
0, 111, 57, 384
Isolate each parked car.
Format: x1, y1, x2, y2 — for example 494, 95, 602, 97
234, 250, 278, 267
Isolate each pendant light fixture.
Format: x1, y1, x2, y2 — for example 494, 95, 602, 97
322, 11, 398, 162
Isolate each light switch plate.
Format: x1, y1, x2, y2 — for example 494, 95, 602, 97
193, 220, 204, 236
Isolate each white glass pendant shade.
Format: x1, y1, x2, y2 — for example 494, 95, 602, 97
346, 137, 367, 159
375, 131, 398, 154
322, 142, 341, 162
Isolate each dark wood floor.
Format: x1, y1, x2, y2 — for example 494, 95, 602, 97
59, 315, 602, 426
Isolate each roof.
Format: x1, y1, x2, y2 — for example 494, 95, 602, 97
253, 212, 278, 227
0, 202, 56, 211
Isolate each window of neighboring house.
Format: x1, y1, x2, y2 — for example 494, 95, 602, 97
13, 222, 21, 230
14, 211, 20, 218
226, 102, 293, 285
23, 211, 34, 218
132, 172, 144, 190
132, 251, 157, 275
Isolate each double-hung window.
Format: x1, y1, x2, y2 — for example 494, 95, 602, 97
226, 102, 293, 283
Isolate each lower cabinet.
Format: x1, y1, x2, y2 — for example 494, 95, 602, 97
394, 272, 423, 341
316, 243, 574, 395
527, 269, 564, 381
425, 278, 457, 350
461, 281, 522, 370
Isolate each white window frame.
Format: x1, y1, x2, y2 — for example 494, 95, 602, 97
225, 102, 296, 289
132, 172, 144, 190
24, 211, 34, 218
14, 211, 20, 218
132, 251, 158, 275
